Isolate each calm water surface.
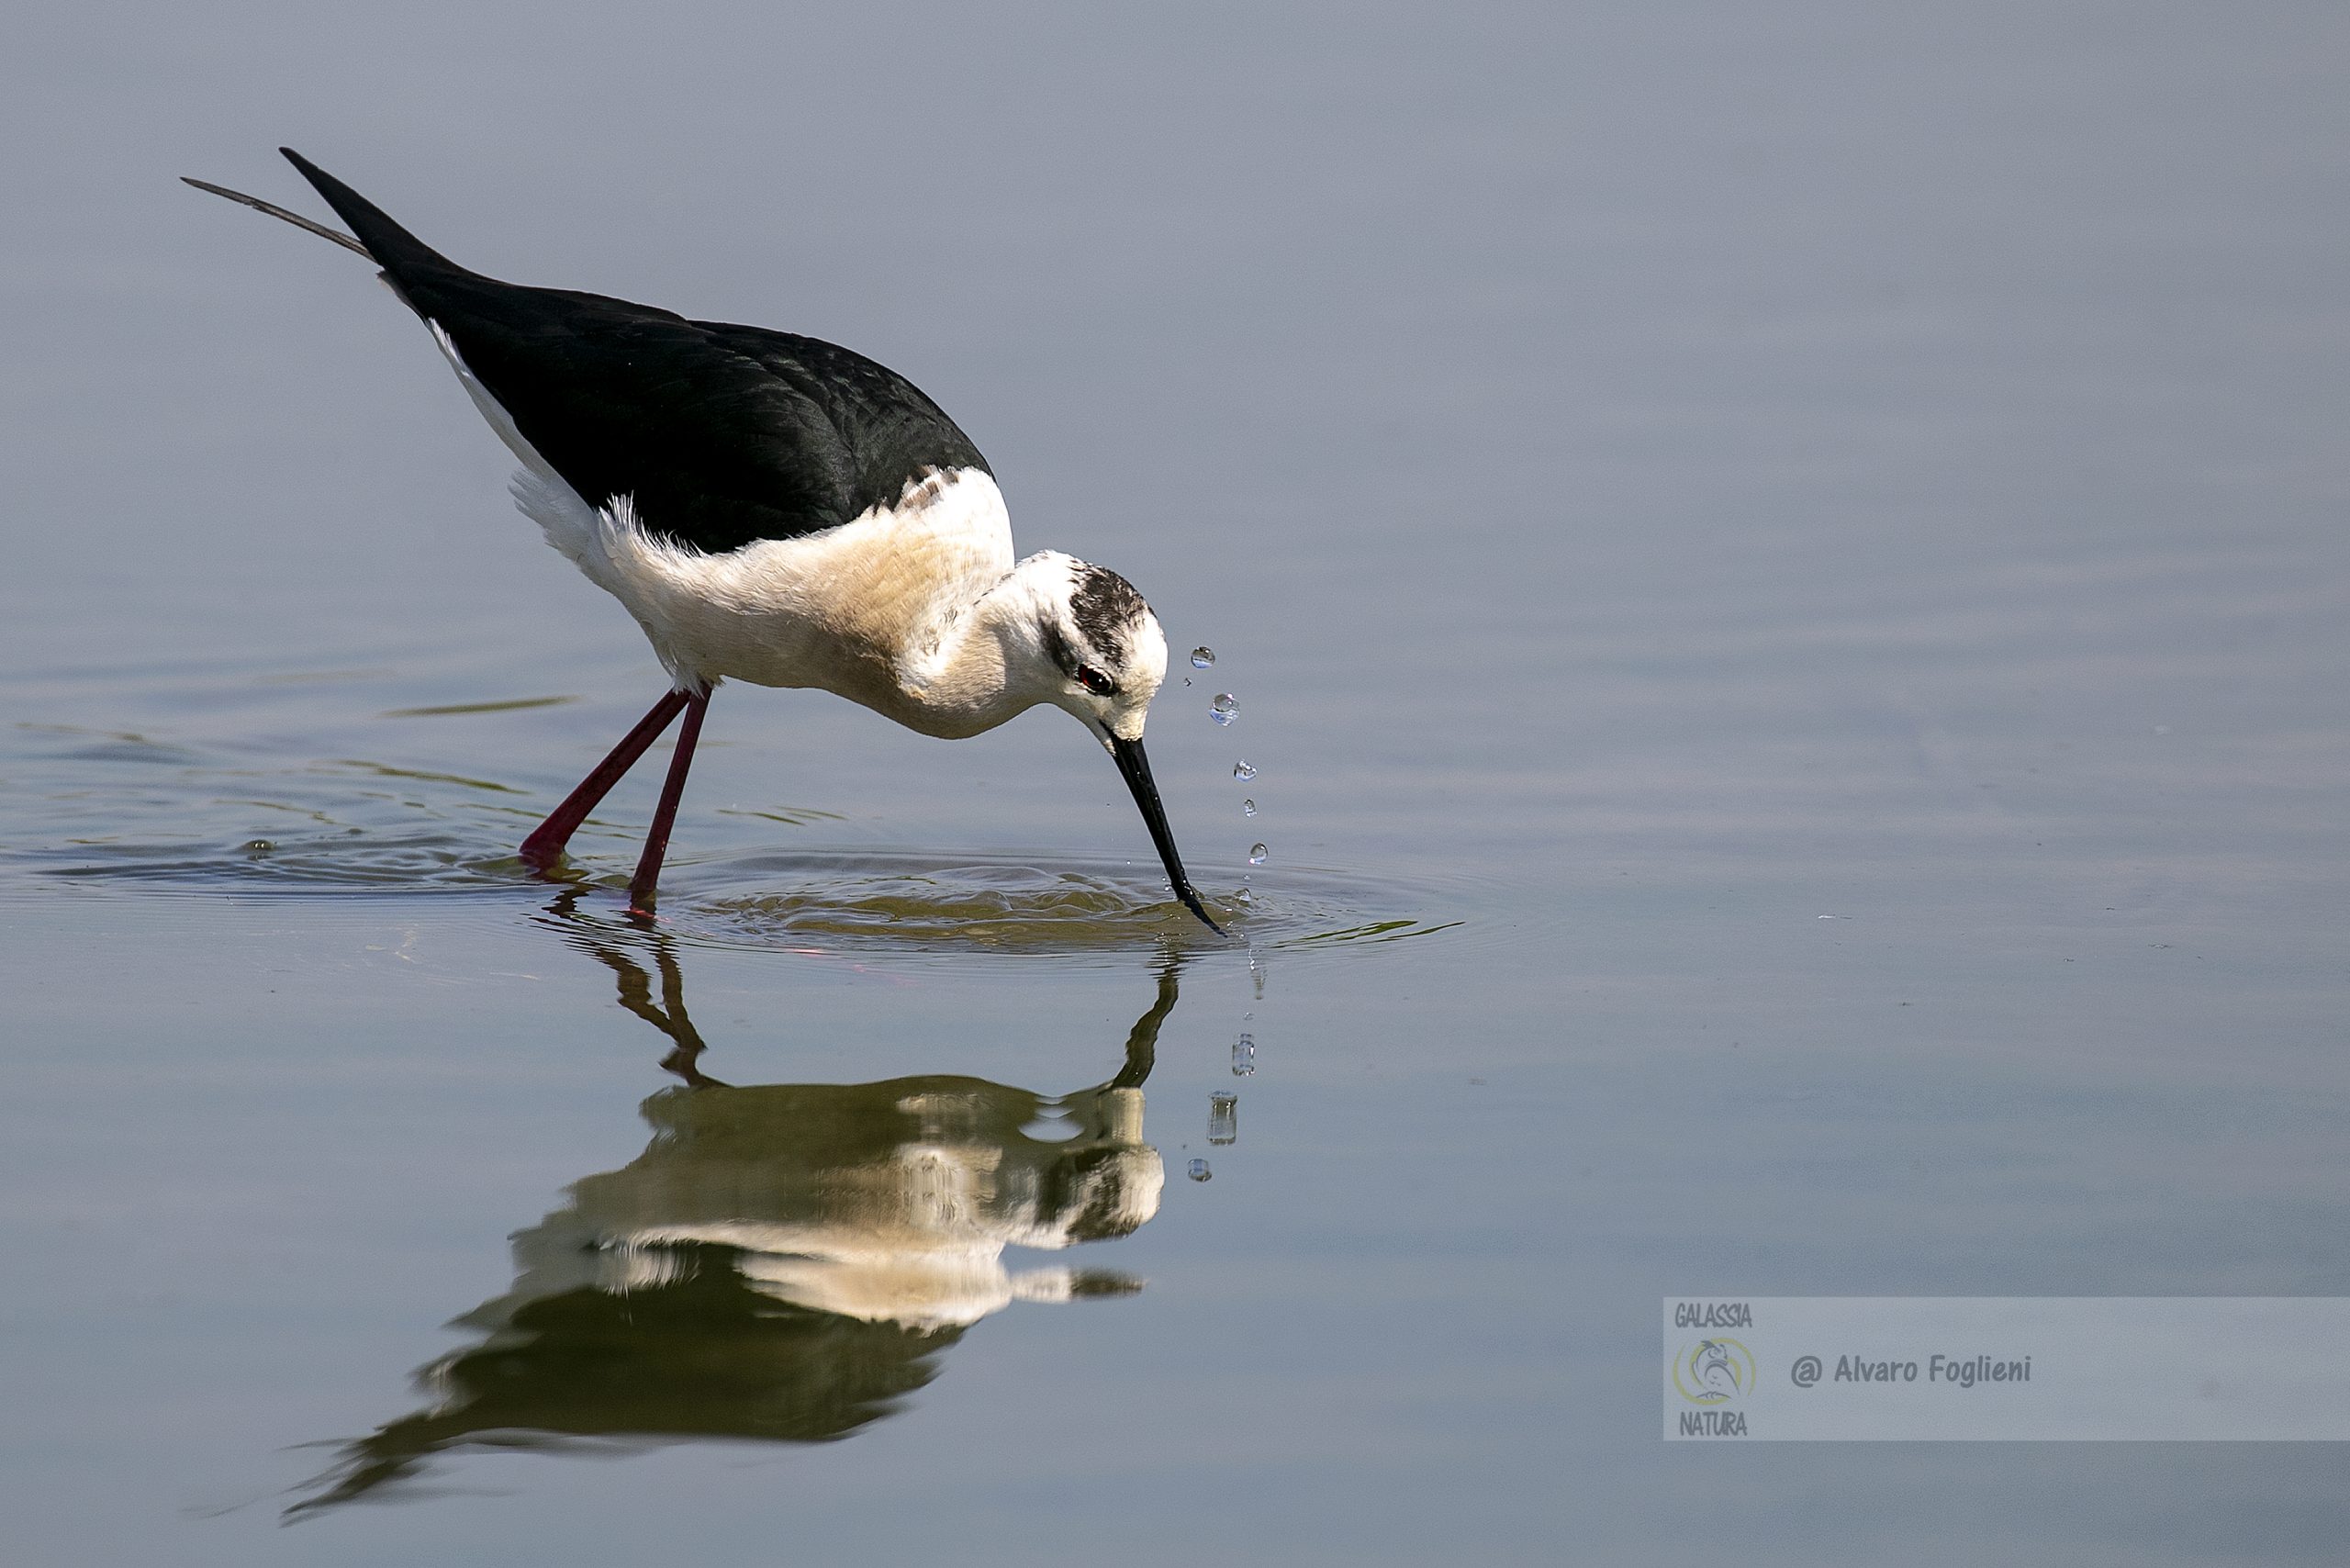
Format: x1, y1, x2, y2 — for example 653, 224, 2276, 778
5, 5, 2347, 1562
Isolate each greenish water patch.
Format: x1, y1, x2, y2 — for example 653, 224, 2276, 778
660, 850, 1469, 963
379, 695, 583, 718
715, 805, 850, 826
324, 760, 528, 793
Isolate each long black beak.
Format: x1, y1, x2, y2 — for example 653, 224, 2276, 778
1109, 734, 1225, 934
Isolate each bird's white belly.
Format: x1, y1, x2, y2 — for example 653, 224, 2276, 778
554, 479, 1011, 696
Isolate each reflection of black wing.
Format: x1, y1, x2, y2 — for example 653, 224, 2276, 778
288, 1245, 959, 1515
283, 150, 989, 556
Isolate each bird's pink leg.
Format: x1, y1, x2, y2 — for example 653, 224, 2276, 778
626, 688, 711, 919
519, 689, 692, 869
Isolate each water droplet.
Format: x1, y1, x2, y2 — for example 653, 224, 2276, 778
1234, 885, 1255, 904
1210, 693, 1238, 725
1232, 760, 1257, 780
242, 839, 275, 854
1248, 843, 1268, 866
1208, 1093, 1237, 1145
1182, 677, 1192, 687
1188, 1159, 1213, 1182
1231, 1033, 1256, 1075
1242, 799, 1256, 817
1191, 646, 1215, 669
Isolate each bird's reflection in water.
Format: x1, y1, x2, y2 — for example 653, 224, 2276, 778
290, 925, 1177, 1515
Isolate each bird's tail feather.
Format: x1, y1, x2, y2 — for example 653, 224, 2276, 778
180, 176, 373, 258
275, 148, 465, 285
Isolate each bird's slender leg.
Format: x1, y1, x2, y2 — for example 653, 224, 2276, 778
626, 689, 711, 920
519, 689, 692, 869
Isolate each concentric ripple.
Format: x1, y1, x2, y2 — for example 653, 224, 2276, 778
648, 849, 1465, 960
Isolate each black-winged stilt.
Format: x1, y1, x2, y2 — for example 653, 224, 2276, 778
186, 150, 1221, 931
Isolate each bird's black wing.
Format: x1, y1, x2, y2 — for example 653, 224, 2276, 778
281, 150, 989, 555
418, 279, 990, 554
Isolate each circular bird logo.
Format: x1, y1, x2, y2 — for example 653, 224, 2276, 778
1673, 1338, 1754, 1405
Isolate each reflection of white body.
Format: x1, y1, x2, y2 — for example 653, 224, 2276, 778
286, 952, 1181, 1518
492, 1079, 1161, 1334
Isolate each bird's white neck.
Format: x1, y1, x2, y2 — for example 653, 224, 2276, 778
887, 554, 1089, 738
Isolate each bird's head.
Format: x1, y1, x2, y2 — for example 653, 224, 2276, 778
996, 552, 1221, 934
1015, 553, 1168, 743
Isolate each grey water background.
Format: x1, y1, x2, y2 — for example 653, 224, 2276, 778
4, 2, 2347, 1562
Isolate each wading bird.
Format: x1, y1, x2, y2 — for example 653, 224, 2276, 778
187, 150, 1221, 930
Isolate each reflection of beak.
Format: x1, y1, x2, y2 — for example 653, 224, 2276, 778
1109, 735, 1224, 934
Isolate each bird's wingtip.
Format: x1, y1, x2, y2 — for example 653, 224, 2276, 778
180, 170, 373, 258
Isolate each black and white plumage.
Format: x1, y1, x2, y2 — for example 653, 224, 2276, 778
189, 150, 1220, 930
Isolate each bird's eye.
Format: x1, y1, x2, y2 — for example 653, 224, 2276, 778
1076, 666, 1115, 696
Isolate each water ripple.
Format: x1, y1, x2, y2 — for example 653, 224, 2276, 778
3, 717, 1485, 961
652, 850, 1464, 961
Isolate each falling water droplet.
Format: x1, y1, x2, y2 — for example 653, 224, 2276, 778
1191, 646, 1215, 669
1188, 1159, 1213, 1182
1242, 799, 1257, 817
1248, 843, 1268, 866
1232, 760, 1257, 781
1210, 693, 1238, 725
1231, 1033, 1256, 1075
1208, 1093, 1237, 1145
